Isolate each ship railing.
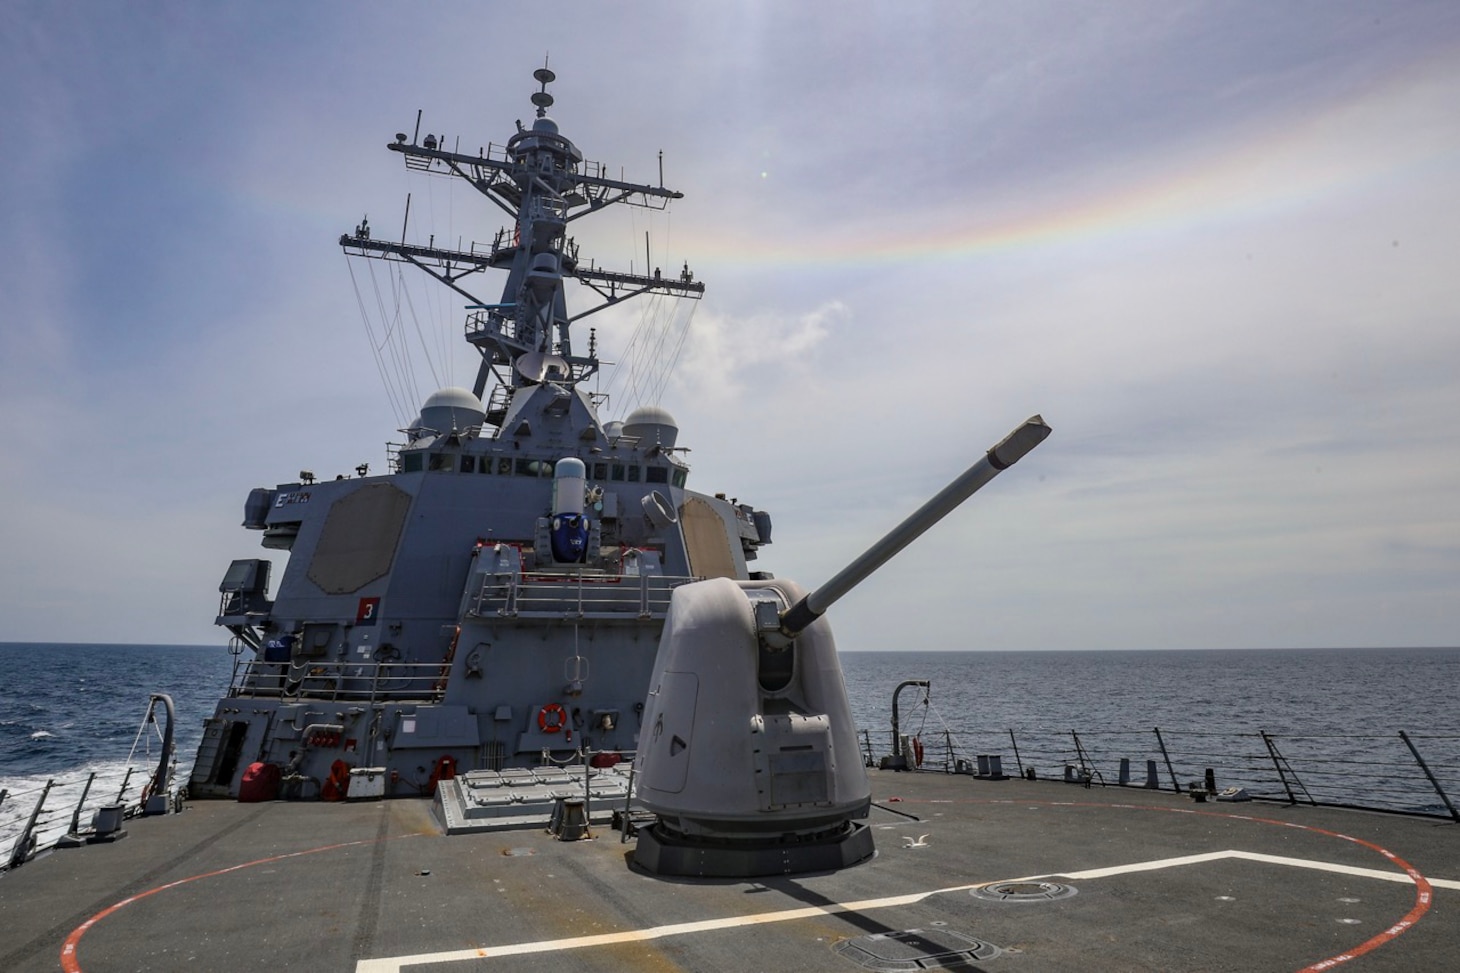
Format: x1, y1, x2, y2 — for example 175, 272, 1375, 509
465, 309, 520, 347
864, 720, 1460, 822
468, 571, 696, 620
0, 762, 179, 873
530, 195, 569, 223
229, 659, 450, 704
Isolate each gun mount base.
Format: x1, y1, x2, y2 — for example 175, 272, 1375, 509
633, 819, 874, 878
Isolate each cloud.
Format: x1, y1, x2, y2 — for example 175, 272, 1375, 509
1, 3, 1458, 650
669, 300, 843, 408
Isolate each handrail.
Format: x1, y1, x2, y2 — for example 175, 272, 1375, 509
468, 570, 696, 620
0, 760, 180, 873
868, 720, 1460, 821
229, 658, 449, 703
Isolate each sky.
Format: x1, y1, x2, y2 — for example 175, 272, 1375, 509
1, 2, 1457, 651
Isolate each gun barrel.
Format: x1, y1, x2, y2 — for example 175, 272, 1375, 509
777, 415, 1050, 639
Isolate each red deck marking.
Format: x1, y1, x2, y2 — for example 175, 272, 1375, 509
894, 797, 1435, 973
1289, 832, 1431, 972
60, 832, 428, 973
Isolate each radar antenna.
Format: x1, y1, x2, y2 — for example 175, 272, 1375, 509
531, 64, 556, 117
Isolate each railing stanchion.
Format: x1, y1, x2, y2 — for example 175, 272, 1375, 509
1071, 730, 1090, 778
1399, 730, 1460, 823
1008, 729, 1024, 778
621, 759, 637, 844
8, 780, 53, 870
1154, 727, 1180, 793
1261, 731, 1301, 805
114, 768, 136, 804
68, 772, 98, 835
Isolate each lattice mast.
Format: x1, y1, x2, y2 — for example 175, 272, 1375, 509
340, 66, 703, 421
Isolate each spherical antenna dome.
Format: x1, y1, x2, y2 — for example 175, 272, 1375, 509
622, 405, 679, 449
415, 387, 485, 435
531, 115, 559, 135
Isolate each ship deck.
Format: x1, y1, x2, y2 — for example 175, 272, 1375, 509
2, 770, 1456, 972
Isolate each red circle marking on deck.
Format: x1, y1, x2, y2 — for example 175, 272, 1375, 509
900, 797, 1434, 973
1286, 827, 1432, 972
59, 800, 1434, 972
60, 832, 427, 973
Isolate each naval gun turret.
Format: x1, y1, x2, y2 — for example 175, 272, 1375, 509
632, 416, 1052, 877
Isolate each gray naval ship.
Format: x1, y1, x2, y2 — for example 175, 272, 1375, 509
194, 64, 774, 826
2, 69, 1457, 973
191, 64, 1048, 876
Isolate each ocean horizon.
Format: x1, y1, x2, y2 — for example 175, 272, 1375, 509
4, 643, 1457, 830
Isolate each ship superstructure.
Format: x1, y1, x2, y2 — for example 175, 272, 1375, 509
192, 69, 772, 803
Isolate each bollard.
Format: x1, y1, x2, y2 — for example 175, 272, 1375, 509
93, 804, 127, 836
1145, 760, 1159, 789
1119, 758, 1131, 786
549, 797, 590, 841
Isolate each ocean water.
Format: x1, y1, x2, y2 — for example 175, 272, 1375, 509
840, 647, 1460, 741
0, 643, 235, 780
842, 647, 1460, 815
0, 643, 235, 854
3, 644, 1458, 852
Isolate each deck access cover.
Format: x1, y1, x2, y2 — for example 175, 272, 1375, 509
834, 928, 1000, 971
970, 880, 1077, 902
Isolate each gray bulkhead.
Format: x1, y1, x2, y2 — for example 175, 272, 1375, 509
195, 392, 770, 797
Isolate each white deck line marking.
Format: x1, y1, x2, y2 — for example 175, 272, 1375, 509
1222, 851, 1460, 889
1050, 850, 1235, 880
355, 851, 1458, 972
1055, 850, 1459, 889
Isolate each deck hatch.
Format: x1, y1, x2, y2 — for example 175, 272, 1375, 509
834, 928, 1000, 971
970, 880, 1078, 902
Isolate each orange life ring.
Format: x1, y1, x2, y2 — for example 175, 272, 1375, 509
538, 703, 568, 733
912, 737, 925, 768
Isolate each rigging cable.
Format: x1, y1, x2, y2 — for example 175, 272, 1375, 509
346, 255, 410, 428
399, 273, 443, 392
372, 259, 419, 421
922, 694, 967, 764
638, 207, 697, 407
649, 299, 698, 405
602, 206, 694, 413
423, 173, 456, 389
